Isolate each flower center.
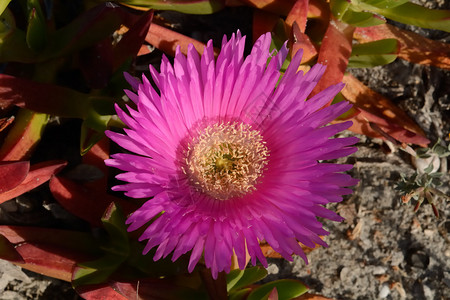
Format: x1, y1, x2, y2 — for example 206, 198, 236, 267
185, 122, 269, 200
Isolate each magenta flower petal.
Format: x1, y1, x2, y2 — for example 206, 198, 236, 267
106, 31, 358, 279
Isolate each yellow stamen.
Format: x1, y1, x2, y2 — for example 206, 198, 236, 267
185, 122, 269, 200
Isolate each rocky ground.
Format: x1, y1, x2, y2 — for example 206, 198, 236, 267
1, 2, 449, 300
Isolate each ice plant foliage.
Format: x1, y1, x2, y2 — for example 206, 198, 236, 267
106, 32, 358, 279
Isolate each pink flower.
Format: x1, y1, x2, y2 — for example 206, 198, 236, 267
106, 31, 358, 279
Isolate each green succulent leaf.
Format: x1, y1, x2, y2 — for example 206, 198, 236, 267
341, 10, 386, 27
367, 2, 450, 32
247, 279, 308, 300
0, 1, 11, 16
348, 38, 398, 67
330, 0, 351, 20
26, 0, 47, 53
100, 203, 129, 256
72, 254, 124, 287
227, 266, 268, 292
358, 0, 409, 9
119, 0, 225, 14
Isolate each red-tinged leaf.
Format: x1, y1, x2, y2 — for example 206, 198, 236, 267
0, 116, 14, 132
112, 279, 203, 300
0, 161, 29, 193
310, 18, 354, 100
0, 234, 24, 263
0, 226, 101, 256
341, 74, 430, 146
119, 0, 225, 14
0, 74, 90, 117
307, 0, 330, 19
49, 176, 137, 227
286, 0, 309, 32
253, 9, 280, 44
239, 0, 296, 15
291, 22, 318, 63
13, 243, 78, 281
354, 23, 450, 70
76, 284, 127, 300
0, 109, 48, 160
113, 10, 153, 70
145, 23, 218, 57
268, 287, 279, 300
0, 160, 67, 204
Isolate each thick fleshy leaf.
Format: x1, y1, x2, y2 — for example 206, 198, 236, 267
0, 8, 37, 63
291, 22, 317, 63
238, 0, 296, 15
80, 113, 111, 155
247, 279, 308, 300
286, 0, 309, 32
370, 2, 450, 32
341, 10, 385, 27
13, 243, 80, 281
0, 116, 14, 133
0, 74, 102, 117
112, 10, 153, 70
0, 161, 30, 193
227, 267, 268, 292
361, 0, 409, 9
0, 109, 48, 161
348, 38, 398, 68
0, 225, 101, 255
49, 176, 136, 227
120, 0, 225, 14
0, 160, 67, 204
144, 23, 218, 57
341, 74, 430, 146
111, 279, 207, 300
76, 284, 127, 300
0, 0, 11, 15
0, 234, 24, 263
25, 0, 48, 53
310, 18, 354, 99
354, 24, 450, 69
72, 254, 125, 287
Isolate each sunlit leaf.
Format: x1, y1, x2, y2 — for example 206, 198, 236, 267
0, 0, 11, 16
341, 10, 385, 27
120, 0, 225, 14
247, 279, 308, 300
310, 18, 354, 100
354, 23, 450, 69
341, 74, 430, 146
348, 38, 398, 68
361, 0, 409, 9
145, 23, 217, 58
369, 2, 450, 32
